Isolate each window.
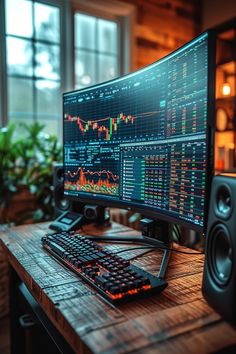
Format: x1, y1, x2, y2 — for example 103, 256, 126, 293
0, 0, 135, 138
5, 0, 61, 136
74, 13, 119, 89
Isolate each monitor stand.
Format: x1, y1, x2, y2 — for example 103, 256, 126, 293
86, 218, 172, 279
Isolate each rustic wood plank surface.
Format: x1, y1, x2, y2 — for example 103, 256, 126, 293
1, 222, 236, 354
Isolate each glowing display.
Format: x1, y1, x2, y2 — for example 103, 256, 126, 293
65, 167, 119, 194
63, 32, 211, 229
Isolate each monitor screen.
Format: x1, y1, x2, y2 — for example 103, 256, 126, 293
63, 32, 215, 233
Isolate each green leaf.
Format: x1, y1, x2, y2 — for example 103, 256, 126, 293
0, 120, 62, 224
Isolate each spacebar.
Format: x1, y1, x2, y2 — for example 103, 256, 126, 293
49, 242, 66, 257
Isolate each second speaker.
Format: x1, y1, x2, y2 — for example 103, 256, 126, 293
202, 175, 236, 324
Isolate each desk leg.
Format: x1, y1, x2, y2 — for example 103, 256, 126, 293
8, 264, 25, 354
8, 263, 75, 354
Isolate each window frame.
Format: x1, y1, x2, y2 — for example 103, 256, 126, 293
0, 0, 68, 129
0, 0, 136, 129
74, 13, 120, 88
71, 0, 135, 79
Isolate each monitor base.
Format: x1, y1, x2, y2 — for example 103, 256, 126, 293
86, 218, 173, 279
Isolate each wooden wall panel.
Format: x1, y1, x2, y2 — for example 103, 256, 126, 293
121, 0, 201, 69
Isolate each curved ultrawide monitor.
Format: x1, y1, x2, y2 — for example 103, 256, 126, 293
63, 31, 215, 233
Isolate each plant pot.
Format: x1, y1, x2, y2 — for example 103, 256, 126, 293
0, 186, 37, 225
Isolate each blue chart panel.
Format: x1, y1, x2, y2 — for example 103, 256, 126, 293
63, 33, 210, 228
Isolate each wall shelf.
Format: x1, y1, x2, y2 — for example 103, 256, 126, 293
214, 18, 236, 172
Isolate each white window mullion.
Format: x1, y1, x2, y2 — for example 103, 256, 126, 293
0, 0, 8, 126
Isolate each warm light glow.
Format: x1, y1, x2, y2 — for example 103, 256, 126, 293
222, 82, 231, 96
228, 143, 235, 150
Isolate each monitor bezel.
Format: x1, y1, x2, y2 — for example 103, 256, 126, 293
63, 30, 216, 235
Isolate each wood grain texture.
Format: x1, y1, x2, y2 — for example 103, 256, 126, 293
1, 222, 236, 354
120, 0, 201, 69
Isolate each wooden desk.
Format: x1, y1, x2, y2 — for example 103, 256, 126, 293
1, 222, 236, 354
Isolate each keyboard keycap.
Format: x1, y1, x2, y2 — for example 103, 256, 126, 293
49, 242, 66, 257
109, 286, 120, 295
95, 276, 108, 288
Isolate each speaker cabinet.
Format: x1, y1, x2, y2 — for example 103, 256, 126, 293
53, 163, 72, 217
84, 205, 110, 225
53, 163, 85, 217
202, 175, 236, 324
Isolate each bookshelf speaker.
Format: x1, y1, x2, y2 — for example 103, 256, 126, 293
202, 175, 236, 324
53, 163, 72, 217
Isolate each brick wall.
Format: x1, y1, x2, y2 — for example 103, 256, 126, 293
123, 0, 201, 69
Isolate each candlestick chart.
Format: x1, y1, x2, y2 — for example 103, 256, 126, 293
64, 110, 159, 141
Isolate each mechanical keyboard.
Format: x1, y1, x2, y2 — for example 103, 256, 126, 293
41, 231, 167, 304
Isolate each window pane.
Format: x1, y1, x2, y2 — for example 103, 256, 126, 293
8, 78, 33, 115
35, 43, 60, 80
75, 13, 96, 50
75, 50, 96, 88
36, 80, 60, 116
98, 54, 118, 82
35, 3, 60, 43
7, 37, 33, 76
5, 0, 33, 38
98, 19, 117, 54
38, 118, 60, 137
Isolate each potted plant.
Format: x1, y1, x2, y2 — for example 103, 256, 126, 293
0, 122, 62, 225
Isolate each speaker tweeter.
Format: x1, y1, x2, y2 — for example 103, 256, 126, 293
215, 184, 232, 219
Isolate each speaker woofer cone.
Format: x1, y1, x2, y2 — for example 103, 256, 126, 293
59, 198, 71, 210
209, 224, 233, 287
56, 168, 64, 183
55, 186, 71, 211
